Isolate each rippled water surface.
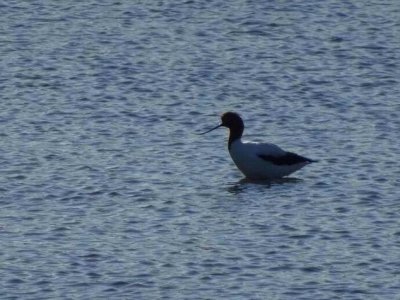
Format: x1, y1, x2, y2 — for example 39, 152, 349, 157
1, 1, 400, 299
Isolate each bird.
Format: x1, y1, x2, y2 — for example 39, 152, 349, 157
199, 112, 317, 180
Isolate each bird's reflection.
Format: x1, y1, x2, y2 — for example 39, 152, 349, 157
227, 177, 303, 194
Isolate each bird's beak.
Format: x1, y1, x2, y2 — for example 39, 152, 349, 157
198, 124, 223, 135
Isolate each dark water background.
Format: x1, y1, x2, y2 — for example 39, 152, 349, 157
1, 1, 400, 299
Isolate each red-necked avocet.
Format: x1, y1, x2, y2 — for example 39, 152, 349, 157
199, 112, 317, 180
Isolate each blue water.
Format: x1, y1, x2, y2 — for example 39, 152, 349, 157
1, 1, 400, 299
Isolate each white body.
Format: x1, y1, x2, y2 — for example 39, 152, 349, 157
229, 140, 309, 179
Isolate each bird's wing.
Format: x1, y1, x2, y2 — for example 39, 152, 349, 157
258, 151, 314, 166
246, 142, 286, 156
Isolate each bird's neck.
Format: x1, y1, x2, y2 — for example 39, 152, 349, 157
228, 126, 244, 150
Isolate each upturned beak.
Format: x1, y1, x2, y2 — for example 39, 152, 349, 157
198, 124, 223, 135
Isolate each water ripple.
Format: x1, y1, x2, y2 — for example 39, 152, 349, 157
1, 0, 400, 299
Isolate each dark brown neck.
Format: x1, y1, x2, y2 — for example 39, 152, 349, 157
228, 124, 244, 150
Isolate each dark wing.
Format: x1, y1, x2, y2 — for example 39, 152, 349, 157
258, 152, 316, 166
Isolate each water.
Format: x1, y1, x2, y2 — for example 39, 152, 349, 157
1, 1, 400, 299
